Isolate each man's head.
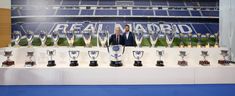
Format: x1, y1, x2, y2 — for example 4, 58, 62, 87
125, 25, 130, 33
115, 26, 121, 35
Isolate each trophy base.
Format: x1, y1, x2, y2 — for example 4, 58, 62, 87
110, 61, 123, 67
199, 60, 210, 66
218, 60, 230, 66
47, 60, 56, 67
90, 61, 98, 67
156, 60, 164, 67
70, 61, 79, 67
25, 61, 36, 67
178, 60, 188, 66
134, 61, 142, 67
2, 60, 15, 67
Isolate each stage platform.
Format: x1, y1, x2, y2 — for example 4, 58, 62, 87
0, 47, 235, 85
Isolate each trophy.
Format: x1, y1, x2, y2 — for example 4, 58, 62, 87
82, 29, 92, 47
156, 50, 164, 67
205, 33, 211, 48
39, 31, 47, 47
47, 50, 56, 67
98, 31, 108, 47
108, 45, 125, 67
88, 51, 99, 66
214, 33, 219, 48
218, 50, 230, 65
188, 33, 192, 48
68, 50, 79, 66
134, 29, 144, 47
51, 31, 59, 47
165, 28, 176, 48
149, 31, 159, 48
199, 51, 210, 66
66, 31, 75, 47
25, 51, 36, 67
178, 51, 188, 66
179, 33, 184, 48
133, 50, 144, 67
2, 50, 14, 67
13, 31, 21, 47
26, 31, 34, 47
197, 33, 202, 48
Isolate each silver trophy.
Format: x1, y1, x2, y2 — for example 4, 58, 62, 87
165, 27, 176, 47
25, 51, 36, 67
149, 31, 160, 48
26, 31, 34, 47
197, 33, 202, 48
51, 31, 59, 47
108, 45, 125, 67
68, 50, 79, 66
47, 50, 56, 67
205, 33, 211, 48
98, 30, 108, 47
82, 29, 92, 47
88, 51, 99, 66
178, 51, 188, 66
214, 33, 219, 48
188, 33, 192, 48
156, 50, 164, 66
66, 31, 75, 47
133, 50, 144, 67
218, 50, 230, 65
2, 50, 14, 67
39, 31, 47, 47
13, 31, 21, 47
179, 33, 185, 48
149, 23, 160, 48
199, 51, 210, 66
134, 29, 144, 47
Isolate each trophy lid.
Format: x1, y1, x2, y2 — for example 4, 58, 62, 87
4, 51, 12, 56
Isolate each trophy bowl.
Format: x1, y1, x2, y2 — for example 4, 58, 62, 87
69, 50, 79, 67
156, 50, 164, 67
13, 31, 21, 47
82, 30, 92, 47
25, 51, 36, 67
218, 50, 230, 65
2, 50, 14, 67
178, 51, 188, 66
134, 30, 144, 47
66, 31, 75, 47
47, 50, 56, 67
133, 50, 144, 67
26, 31, 34, 47
98, 31, 108, 47
199, 51, 210, 66
51, 32, 59, 47
39, 31, 47, 47
88, 51, 99, 67
108, 45, 125, 67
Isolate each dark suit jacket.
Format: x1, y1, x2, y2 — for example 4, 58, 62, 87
123, 32, 136, 46
109, 34, 124, 45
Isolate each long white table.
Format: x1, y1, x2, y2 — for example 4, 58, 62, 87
0, 47, 235, 85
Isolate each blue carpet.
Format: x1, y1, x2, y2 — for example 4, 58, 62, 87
0, 84, 235, 96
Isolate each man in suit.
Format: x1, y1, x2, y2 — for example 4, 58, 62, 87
109, 26, 124, 45
123, 25, 136, 46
